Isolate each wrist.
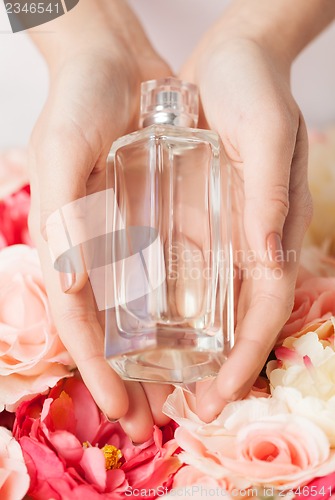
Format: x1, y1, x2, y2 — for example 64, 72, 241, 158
191, 0, 335, 80
29, 0, 156, 75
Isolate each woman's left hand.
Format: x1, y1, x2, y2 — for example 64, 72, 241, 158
180, 34, 312, 421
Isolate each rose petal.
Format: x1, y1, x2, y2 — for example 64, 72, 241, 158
80, 447, 106, 491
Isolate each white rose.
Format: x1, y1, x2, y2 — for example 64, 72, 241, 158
272, 386, 335, 447
268, 332, 335, 400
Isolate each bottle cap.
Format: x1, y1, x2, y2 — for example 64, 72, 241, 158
140, 77, 199, 127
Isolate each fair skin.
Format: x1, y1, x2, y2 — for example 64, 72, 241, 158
28, 0, 335, 440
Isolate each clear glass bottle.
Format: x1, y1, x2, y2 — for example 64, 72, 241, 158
105, 78, 234, 384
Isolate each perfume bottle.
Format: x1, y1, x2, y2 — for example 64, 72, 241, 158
105, 77, 234, 384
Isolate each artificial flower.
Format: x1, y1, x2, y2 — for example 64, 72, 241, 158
0, 149, 30, 249
280, 276, 335, 340
163, 387, 335, 491
297, 470, 335, 500
14, 377, 181, 499
0, 187, 31, 249
161, 465, 233, 499
268, 331, 335, 401
272, 386, 335, 447
0, 426, 29, 500
267, 327, 335, 444
163, 386, 283, 438
280, 317, 335, 345
0, 245, 73, 411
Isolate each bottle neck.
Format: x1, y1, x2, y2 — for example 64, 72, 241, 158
140, 87, 198, 128
141, 112, 197, 128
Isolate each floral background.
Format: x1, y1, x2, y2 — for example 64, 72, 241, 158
1, 129, 335, 499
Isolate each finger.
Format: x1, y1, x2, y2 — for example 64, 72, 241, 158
32, 121, 93, 294
196, 272, 291, 422
119, 381, 154, 444
240, 109, 298, 268
33, 227, 129, 421
30, 75, 128, 296
141, 383, 173, 426
197, 117, 311, 422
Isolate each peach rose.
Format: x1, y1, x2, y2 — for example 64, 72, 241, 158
163, 388, 335, 491
0, 245, 73, 411
279, 318, 335, 345
161, 466, 233, 499
280, 277, 335, 340
0, 426, 29, 499
165, 466, 264, 500
189, 415, 335, 488
163, 386, 286, 437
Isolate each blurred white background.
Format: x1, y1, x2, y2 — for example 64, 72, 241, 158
0, 0, 335, 149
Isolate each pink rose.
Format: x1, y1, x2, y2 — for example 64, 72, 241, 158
280, 276, 335, 341
0, 186, 31, 249
0, 149, 31, 249
14, 378, 181, 499
0, 245, 73, 411
0, 426, 30, 499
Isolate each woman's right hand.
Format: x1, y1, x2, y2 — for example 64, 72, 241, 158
28, 0, 173, 443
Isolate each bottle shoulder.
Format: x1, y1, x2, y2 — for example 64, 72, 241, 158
108, 124, 220, 159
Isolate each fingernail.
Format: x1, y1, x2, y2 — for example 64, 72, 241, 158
107, 417, 119, 424
102, 412, 119, 423
131, 441, 142, 447
266, 233, 284, 266
59, 257, 76, 293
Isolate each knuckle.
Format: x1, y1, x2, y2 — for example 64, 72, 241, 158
57, 305, 97, 326
269, 184, 290, 219
246, 184, 290, 221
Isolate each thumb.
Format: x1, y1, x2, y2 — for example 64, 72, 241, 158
240, 119, 297, 268
37, 133, 96, 294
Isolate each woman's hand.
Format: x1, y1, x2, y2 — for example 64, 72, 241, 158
28, 0, 173, 442
181, 0, 335, 422
180, 32, 312, 421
